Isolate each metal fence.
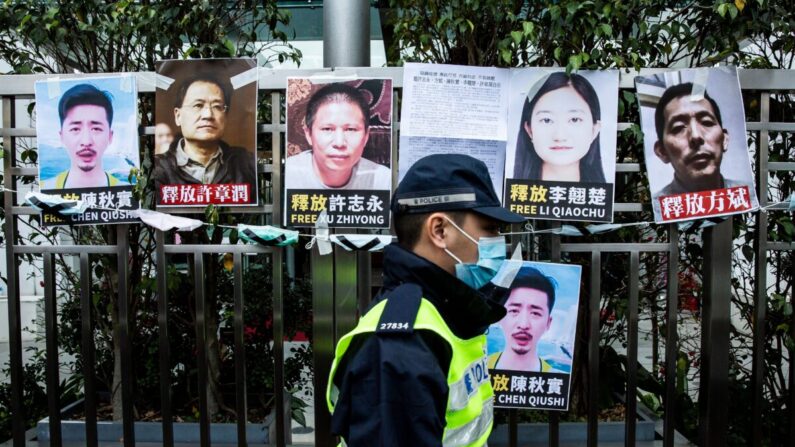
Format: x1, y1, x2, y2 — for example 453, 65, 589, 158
2, 68, 794, 447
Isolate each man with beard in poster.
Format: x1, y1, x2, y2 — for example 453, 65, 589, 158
154, 73, 256, 202
489, 266, 556, 372
42, 84, 126, 189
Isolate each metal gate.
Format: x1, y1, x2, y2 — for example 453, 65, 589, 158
2, 68, 794, 447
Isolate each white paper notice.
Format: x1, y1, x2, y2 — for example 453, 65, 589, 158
399, 63, 509, 197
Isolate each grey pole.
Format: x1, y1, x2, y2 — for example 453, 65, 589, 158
324, 0, 371, 67
314, 2, 371, 447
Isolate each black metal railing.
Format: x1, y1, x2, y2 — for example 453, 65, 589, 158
2, 69, 794, 447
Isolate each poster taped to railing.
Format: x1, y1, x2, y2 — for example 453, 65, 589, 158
284, 77, 393, 228
35, 74, 141, 226
398, 63, 509, 197
153, 58, 259, 207
488, 261, 582, 411
504, 69, 618, 223
636, 67, 759, 223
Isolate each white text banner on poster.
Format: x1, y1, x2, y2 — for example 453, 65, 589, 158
399, 63, 509, 197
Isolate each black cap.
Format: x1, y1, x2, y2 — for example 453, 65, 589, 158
391, 154, 525, 224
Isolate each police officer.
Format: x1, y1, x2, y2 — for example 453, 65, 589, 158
327, 154, 525, 446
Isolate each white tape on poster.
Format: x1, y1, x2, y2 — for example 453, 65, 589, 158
230, 67, 259, 90
689, 69, 709, 101
46, 77, 61, 99
307, 69, 360, 81
138, 72, 157, 90
120, 74, 133, 93
155, 73, 175, 90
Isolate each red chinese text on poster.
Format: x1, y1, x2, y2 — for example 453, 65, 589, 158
658, 185, 752, 222
159, 183, 251, 206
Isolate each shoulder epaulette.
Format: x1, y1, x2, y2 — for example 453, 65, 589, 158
376, 283, 422, 335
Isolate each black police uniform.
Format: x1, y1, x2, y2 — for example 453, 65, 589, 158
329, 154, 525, 446
329, 243, 506, 446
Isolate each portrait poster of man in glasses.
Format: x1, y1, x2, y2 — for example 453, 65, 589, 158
153, 58, 258, 207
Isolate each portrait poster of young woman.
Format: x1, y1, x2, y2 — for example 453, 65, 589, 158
504, 70, 618, 223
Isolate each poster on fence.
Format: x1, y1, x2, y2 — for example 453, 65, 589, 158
636, 67, 759, 223
153, 58, 258, 207
398, 63, 509, 197
284, 77, 393, 228
36, 75, 140, 226
504, 69, 618, 223
488, 261, 582, 411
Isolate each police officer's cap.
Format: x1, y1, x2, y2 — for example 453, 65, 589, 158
392, 154, 525, 223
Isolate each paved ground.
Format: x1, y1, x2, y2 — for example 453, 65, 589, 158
5, 440, 691, 446
0, 441, 690, 447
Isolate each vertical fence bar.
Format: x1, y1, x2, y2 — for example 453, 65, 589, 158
790, 254, 795, 447
356, 250, 372, 314
587, 251, 601, 447
625, 251, 640, 447
663, 225, 679, 447
549, 230, 561, 447
312, 248, 335, 447
43, 252, 62, 447
751, 91, 770, 447
390, 90, 399, 199
334, 249, 358, 340
700, 219, 732, 446
2, 95, 25, 447
116, 225, 135, 447
193, 254, 210, 447
233, 252, 248, 446
80, 252, 98, 447
273, 248, 286, 447
271, 90, 287, 447
155, 230, 174, 447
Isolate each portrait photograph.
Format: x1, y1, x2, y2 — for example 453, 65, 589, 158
36, 75, 140, 191
636, 67, 759, 223
154, 58, 258, 207
505, 69, 618, 187
487, 261, 582, 374
285, 78, 393, 191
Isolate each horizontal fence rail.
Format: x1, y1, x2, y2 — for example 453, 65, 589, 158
1, 68, 794, 447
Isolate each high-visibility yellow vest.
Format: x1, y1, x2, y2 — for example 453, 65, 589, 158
327, 289, 494, 447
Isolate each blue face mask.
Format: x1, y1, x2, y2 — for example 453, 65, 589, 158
443, 217, 507, 290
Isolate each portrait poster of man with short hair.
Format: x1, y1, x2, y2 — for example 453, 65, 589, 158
487, 261, 582, 411
153, 58, 258, 207
284, 78, 393, 228
35, 75, 140, 226
636, 67, 759, 223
